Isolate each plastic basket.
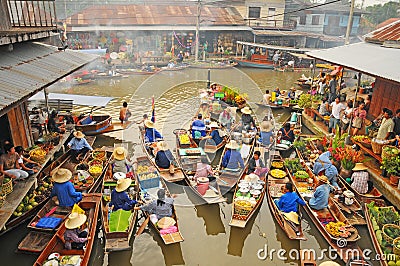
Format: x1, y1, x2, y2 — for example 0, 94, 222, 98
138, 176, 160, 190
382, 224, 400, 243
233, 200, 253, 219
382, 145, 400, 161
1, 178, 13, 195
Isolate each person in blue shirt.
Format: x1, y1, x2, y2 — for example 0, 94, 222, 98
309, 175, 330, 210
313, 149, 339, 188
222, 140, 244, 170
191, 114, 206, 143
68, 131, 93, 162
287, 87, 296, 100
50, 168, 82, 207
205, 121, 225, 146
279, 123, 295, 143
275, 183, 305, 213
110, 177, 137, 211
144, 120, 163, 143
259, 120, 274, 147
155, 141, 176, 170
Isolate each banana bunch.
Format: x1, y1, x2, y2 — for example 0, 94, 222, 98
89, 165, 103, 175
137, 165, 150, 174
179, 134, 190, 145
326, 221, 345, 237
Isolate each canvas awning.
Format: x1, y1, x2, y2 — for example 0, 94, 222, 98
29, 92, 113, 107
306, 42, 400, 83
236, 41, 314, 52
288, 52, 312, 59
0, 42, 98, 116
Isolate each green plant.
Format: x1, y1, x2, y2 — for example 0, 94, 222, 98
284, 158, 302, 172
293, 140, 306, 152
297, 94, 312, 109
381, 156, 400, 176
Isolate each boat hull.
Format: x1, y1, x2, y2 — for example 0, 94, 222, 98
76, 115, 112, 135
235, 59, 274, 69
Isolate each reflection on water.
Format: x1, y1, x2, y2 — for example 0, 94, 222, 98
1, 67, 367, 266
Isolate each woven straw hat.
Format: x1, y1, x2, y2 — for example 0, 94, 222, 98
241, 106, 251, 115
352, 162, 367, 171
144, 120, 155, 128
283, 211, 300, 225
115, 178, 132, 192
157, 141, 169, 151
65, 212, 87, 229
260, 121, 273, 131
209, 122, 219, 128
226, 140, 240, 149
157, 217, 176, 229
113, 146, 127, 160
317, 175, 329, 184
52, 168, 72, 183
73, 131, 85, 139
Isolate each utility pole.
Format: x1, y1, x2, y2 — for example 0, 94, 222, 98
195, 0, 201, 62
345, 0, 355, 45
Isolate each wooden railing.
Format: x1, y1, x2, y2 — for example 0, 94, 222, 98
7, 0, 57, 28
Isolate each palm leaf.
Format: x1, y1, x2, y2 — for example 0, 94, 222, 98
109, 209, 132, 232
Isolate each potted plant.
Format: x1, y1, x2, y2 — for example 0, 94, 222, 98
381, 156, 400, 186
298, 94, 313, 116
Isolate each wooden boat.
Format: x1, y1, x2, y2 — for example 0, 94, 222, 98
289, 167, 362, 263
275, 111, 302, 157
100, 163, 139, 252
229, 146, 267, 228
188, 61, 236, 69
234, 54, 275, 69
363, 202, 396, 266
295, 146, 366, 226
33, 193, 101, 266
306, 138, 382, 202
161, 65, 189, 71
138, 126, 186, 183
265, 155, 307, 239
173, 129, 226, 204
118, 68, 160, 75
95, 72, 129, 79
136, 156, 184, 245
75, 115, 113, 135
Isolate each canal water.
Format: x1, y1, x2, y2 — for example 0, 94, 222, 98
0, 66, 375, 265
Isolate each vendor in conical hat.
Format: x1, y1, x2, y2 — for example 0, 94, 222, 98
350, 162, 371, 194
274, 183, 305, 214
144, 120, 163, 143
67, 130, 93, 163
50, 168, 82, 207
205, 121, 226, 146
64, 212, 88, 250
111, 146, 132, 174
110, 177, 138, 211
155, 141, 176, 172
241, 106, 256, 131
221, 140, 244, 170
309, 175, 330, 210
135, 188, 174, 224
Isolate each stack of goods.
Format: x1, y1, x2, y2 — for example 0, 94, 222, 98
88, 159, 103, 178
92, 149, 107, 162
294, 170, 309, 181
284, 158, 302, 173
270, 169, 287, 179
233, 178, 264, 220
137, 164, 159, 189
178, 134, 191, 148
73, 163, 94, 190
367, 201, 400, 264
29, 147, 47, 164
353, 135, 372, 148
325, 221, 355, 238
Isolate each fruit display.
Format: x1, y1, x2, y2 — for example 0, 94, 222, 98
325, 221, 346, 237
271, 161, 283, 169
353, 135, 371, 143
284, 158, 302, 173
294, 170, 309, 180
270, 169, 287, 179
29, 147, 47, 164
88, 159, 103, 177
179, 134, 190, 145
136, 165, 156, 174
92, 150, 106, 161
235, 199, 252, 208
139, 172, 159, 181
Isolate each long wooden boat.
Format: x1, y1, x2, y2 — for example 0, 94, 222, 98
174, 129, 226, 204
265, 155, 307, 239
33, 193, 102, 266
363, 202, 397, 266
295, 146, 366, 226
75, 115, 113, 135
0, 137, 97, 236
229, 146, 267, 228
306, 138, 382, 202
101, 162, 139, 252
161, 65, 189, 71
188, 61, 236, 69
136, 156, 184, 245
118, 68, 160, 75
275, 111, 302, 157
288, 165, 362, 263
138, 126, 186, 183
234, 55, 275, 69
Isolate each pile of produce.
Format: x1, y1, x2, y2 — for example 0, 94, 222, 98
89, 159, 103, 177
353, 135, 371, 143
29, 147, 47, 164
271, 161, 283, 169
92, 150, 106, 161
284, 158, 302, 173
179, 134, 191, 145
136, 165, 156, 174
325, 221, 353, 238
294, 170, 309, 180
270, 169, 286, 179
139, 172, 159, 181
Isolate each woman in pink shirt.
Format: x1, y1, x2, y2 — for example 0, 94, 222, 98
351, 102, 367, 136
194, 156, 214, 181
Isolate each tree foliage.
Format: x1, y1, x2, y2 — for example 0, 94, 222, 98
364, 1, 400, 26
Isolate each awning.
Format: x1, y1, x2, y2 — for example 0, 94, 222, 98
72, 25, 252, 32
306, 42, 400, 83
288, 52, 312, 59
29, 92, 113, 107
236, 41, 314, 52
0, 42, 98, 116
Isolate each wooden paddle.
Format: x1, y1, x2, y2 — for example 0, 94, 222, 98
135, 215, 150, 236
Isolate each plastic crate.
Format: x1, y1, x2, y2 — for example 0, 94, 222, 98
36, 217, 63, 229
138, 174, 160, 190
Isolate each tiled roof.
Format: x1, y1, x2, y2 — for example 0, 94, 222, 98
364, 19, 400, 44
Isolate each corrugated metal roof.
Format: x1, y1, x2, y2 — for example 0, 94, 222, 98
0, 42, 98, 116
66, 4, 245, 27
253, 29, 347, 42
364, 19, 400, 44
306, 42, 400, 83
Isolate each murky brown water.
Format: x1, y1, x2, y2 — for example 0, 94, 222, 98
0, 66, 376, 266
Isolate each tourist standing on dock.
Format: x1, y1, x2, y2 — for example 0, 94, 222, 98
219, 107, 235, 131
144, 120, 163, 143
0, 143, 29, 180
328, 97, 345, 134
50, 168, 82, 207
68, 131, 93, 162
340, 101, 353, 135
